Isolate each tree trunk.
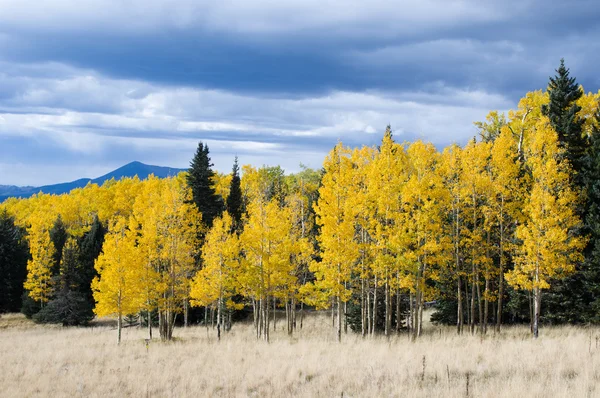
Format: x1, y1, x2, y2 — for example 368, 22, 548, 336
183, 299, 189, 328
384, 280, 391, 337
337, 295, 342, 342
533, 287, 541, 338
217, 297, 222, 341
396, 292, 401, 332
117, 311, 122, 345
408, 292, 413, 335
457, 275, 463, 335
367, 282, 372, 335
528, 290, 533, 333
483, 275, 489, 335
496, 207, 505, 333
476, 269, 483, 334
273, 298, 277, 332
373, 275, 378, 334
361, 277, 366, 336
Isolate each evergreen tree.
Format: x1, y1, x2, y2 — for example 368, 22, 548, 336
0, 210, 29, 313
582, 103, 600, 321
34, 239, 94, 325
226, 156, 243, 232
49, 215, 68, 276
541, 60, 593, 323
186, 142, 223, 228
542, 58, 586, 175
77, 215, 105, 306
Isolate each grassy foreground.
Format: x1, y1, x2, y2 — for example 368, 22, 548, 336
1, 312, 599, 397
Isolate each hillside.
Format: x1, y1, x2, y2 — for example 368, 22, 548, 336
0, 161, 185, 202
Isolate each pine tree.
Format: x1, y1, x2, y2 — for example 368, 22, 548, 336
226, 156, 243, 233
34, 238, 94, 326
542, 58, 586, 175
77, 215, 105, 306
49, 215, 68, 275
582, 102, 600, 321
0, 210, 29, 313
186, 142, 223, 228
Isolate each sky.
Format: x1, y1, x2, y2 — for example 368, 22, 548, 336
1, 1, 599, 186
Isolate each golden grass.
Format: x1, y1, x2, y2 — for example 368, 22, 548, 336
1, 311, 599, 397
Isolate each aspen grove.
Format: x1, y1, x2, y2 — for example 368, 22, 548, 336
3, 76, 600, 342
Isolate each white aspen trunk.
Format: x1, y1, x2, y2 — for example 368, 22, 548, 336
373, 275, 378, 334
408, 292, 413, 335
183, 299, 189, 328
217, 296, 222, 341
384, 280, 391, 337
533, 287, 541, 338
361, 277, 366, 337
396, 291, 401, 333
366, 282, 372, 335
117, 311, 122, 345
337, 295, 342, 342
496, 202, 505, 333
476, 269, 483, 334
273, 298, 277, 332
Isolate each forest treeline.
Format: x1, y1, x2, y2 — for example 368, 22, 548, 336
1, 60, 599, 342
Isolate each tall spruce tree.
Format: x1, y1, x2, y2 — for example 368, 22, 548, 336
542, 58, 587, 175
49, 215, 68, 276
583, 103, 600, 321
77, 215, 105, 306
540, 59, 592, 323
0, 210, 29, 313
186, 142, 223, 228
226, 156, 243, 232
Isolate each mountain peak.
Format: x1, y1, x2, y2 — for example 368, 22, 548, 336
0, 162, 187, 202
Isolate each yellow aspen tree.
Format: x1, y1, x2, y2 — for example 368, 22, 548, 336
460, 138, 493, 334
402, 141, 451, 339
311, 143, 359, 342
23, 221, 55, 306
92, 216, 144, 344
349, 145, 377, 336
489, 127, 523, 332
131, 176, 163, 339
239, 199, 295, 342
576, 89, 600, 139
152, 175, 201, 341
285, 167, 321, 331
367, 129, 407, 336
190, 213, 240, 340
212, 172, 233, 203
506, 119, 586, 338
439, 144, 466, 334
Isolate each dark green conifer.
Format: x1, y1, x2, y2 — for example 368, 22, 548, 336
186, 142, 223, 228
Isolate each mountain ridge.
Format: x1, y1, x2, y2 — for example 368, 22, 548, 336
0, 161, 186, 202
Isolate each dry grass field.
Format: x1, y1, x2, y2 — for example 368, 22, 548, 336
1, 311, 600, 398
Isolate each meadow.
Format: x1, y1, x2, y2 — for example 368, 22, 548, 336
1, 312, 599, 398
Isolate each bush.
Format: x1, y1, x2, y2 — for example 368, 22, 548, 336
33, 290, 94, 326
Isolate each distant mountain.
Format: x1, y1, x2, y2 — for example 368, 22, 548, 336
0, 161, 186, 202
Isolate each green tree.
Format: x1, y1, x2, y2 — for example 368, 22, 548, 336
187, 142, 223, 228
542, 58, 586, 174
76, 215, 106, 306
226, 156, 244, 233
0, 210, 29, 313
582, 102, 600, 321
34, 238, 94, 326
49, 215, 68, 275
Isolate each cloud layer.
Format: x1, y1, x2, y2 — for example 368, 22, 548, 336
0, 1, 598, 185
